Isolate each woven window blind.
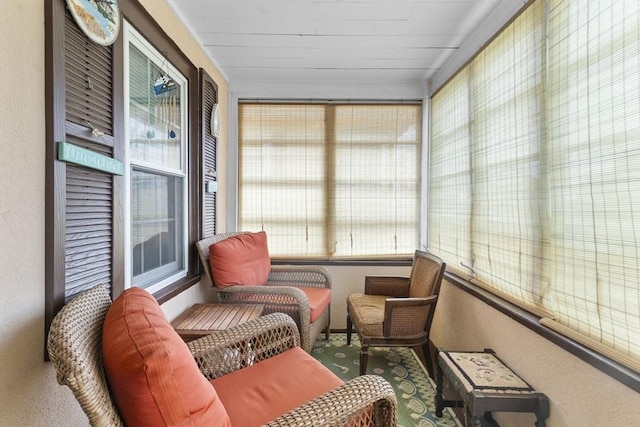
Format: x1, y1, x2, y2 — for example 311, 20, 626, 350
238, 103, 421, 259
429, 0, 639, 370
239, 104, 326, 257
471, 0, 548, 311
543, 0, 640, 367
428, 69, 473, 278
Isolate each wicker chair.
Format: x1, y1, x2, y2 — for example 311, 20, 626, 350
346, 250, 446, 376
196, 231, 331, 353
47, 284, 397, 426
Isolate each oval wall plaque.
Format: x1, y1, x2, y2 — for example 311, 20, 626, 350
66, 0, 121, 46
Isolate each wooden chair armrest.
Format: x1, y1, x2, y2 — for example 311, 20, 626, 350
267, 265, 332, 289
364, 276, 410, 296
265, 375, 397, 426
188, 313, 300, 380
384, 295, 437, 309
383, 296, 438, 337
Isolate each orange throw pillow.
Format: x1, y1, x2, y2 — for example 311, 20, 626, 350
209, 231, 271, 288
102, 287, 231, 427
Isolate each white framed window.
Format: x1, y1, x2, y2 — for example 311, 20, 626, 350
124, 22, 188, 293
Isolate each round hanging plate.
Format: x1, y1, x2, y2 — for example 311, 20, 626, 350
66, 0, 121, 46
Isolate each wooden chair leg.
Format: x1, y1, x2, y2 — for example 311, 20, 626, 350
422, 342, 434, 378
324, 324, 330, 340
470, 414, 483, 427
435, 361, 445, 417
535, 392, 550, 427
346, 314, 353, 345
359, 344, 369, 375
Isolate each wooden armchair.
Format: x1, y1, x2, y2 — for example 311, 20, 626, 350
346, 250, 446, 376
196, 231, 331, 353
47, 284, 397, 426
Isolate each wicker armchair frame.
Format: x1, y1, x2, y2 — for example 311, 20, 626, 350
47, 285, 397, 426
347, 250, 446, 377
196, 231, 331, 353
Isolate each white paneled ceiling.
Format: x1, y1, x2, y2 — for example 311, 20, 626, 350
167, 0, 523, 93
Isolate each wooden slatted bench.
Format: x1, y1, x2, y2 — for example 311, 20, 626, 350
434, 348, 549, 427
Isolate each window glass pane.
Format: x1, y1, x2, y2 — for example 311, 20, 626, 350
131, 169, 184, 287
129, 44, 182, 170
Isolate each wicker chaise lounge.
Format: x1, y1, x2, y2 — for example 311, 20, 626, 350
47, 284, 397, 426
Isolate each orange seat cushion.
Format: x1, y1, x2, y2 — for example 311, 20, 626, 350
209, 231, 271, 288
299, 286, 332, 322
212, 346, 343, 426
102, 287, 231, 427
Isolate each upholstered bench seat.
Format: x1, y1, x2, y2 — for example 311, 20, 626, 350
213, 346, 342, 426
435, 348, 549, 427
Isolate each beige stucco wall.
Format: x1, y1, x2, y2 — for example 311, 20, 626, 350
0, 0, 227, 425
431, 279, 640, 427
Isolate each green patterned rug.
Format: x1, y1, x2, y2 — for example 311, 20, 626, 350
312, 334, 462, 427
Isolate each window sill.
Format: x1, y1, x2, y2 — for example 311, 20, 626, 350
271, 258, 413, 267
152, 274, 201, 305
445, 271, 640, 393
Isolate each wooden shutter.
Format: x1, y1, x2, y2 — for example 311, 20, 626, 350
64, 12, 114, 133
200, 69, 218, 238
60, 11, 118, 302
65, 160, 113, 297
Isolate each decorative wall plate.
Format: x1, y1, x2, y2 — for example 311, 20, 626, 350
66, 0, 121, 46
211, 103, 221, 137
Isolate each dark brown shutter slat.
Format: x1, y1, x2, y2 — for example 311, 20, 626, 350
65, 225, 112, 234
66, 241, 112, 251
65, 12, 113, 136
65, 137, 112, 156
201, 73, 217, 238
64, 164, 113, 300
65, 231, 112, 245
66, 187, 111, 197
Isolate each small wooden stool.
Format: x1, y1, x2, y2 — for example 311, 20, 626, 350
434, 348, 549, 427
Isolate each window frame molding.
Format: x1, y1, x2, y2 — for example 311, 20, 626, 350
118, 3, 202, 306
123, 22, 190, 293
